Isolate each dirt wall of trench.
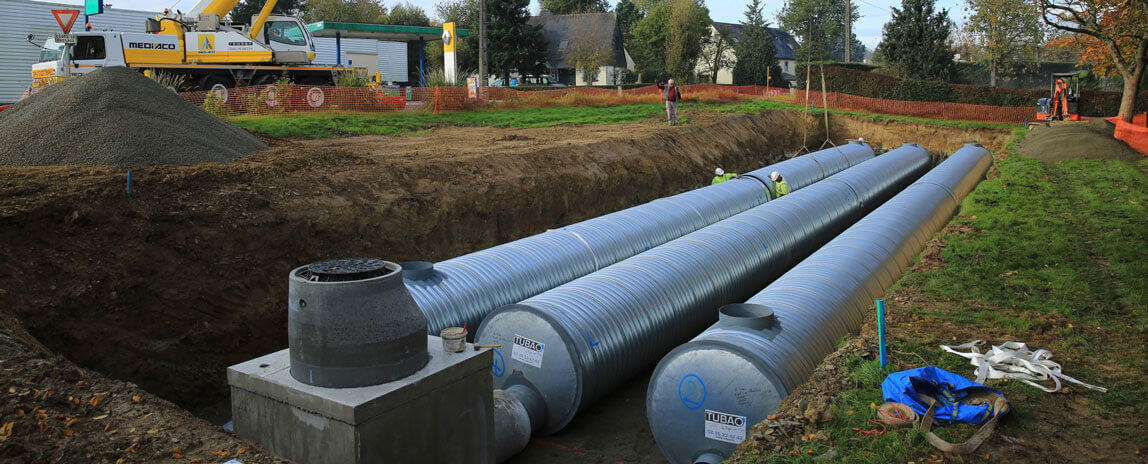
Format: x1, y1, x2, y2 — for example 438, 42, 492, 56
0, 110, 857, 413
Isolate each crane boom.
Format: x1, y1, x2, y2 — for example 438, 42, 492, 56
187, 0, 241, 18
248, 0, 280, 39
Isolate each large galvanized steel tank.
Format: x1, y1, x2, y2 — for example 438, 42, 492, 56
646, 143, 992, 464
288, 258, 430, 388
475, 144, 929, 448
405, 142, 876, 334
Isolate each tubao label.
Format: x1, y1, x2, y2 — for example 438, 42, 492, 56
704, 409, 747, 444
511, 334, 545, 368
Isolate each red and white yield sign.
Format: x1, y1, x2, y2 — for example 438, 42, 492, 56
52, 9, 80, 34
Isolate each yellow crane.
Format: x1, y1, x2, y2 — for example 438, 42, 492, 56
31, 0, 352, 94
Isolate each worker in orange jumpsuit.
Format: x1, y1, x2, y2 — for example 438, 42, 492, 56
1051, 78, 1070, 120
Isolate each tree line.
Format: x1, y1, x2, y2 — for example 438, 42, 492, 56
230, 0, 1146, 120
227, 0, 795, 86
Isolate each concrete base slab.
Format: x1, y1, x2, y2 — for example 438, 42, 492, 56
228, 336, 494, 464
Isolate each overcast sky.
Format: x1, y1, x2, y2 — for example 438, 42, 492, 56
58, 0, 969, 49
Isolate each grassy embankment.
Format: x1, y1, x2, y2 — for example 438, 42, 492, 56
229, 104, 672, 138
228, 98, 1016, 139
735, 131, 1148, 463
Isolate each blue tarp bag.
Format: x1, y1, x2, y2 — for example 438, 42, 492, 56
882, 366, 1007, 426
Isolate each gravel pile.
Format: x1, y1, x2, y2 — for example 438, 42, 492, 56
0, 67, 267, 167
1017, 119, 1142, 162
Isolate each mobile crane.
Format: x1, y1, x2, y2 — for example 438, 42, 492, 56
30, 0, 354, 97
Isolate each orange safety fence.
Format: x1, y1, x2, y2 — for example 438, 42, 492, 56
791, 89, 1034, 124
483, 84, 790, 109
427, 84, 792, 111
176, 82, 1075, 127
177, 83, 794, 116
1107, 113, 1148, 155
181, 84, 408, 116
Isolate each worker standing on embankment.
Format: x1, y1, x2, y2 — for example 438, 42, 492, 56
712, 168, 736, 184
771, 171, 790, 196
658, 79, 683, 125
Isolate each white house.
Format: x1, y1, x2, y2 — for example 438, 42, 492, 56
695, 21, 799, 86
528, 12, 635, 86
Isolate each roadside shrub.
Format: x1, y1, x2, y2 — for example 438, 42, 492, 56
638, 69, 660, 83
616, 69, 638, 84
147, 71, 189, 92
202, 90, 226, 116
333, 70, 369, 87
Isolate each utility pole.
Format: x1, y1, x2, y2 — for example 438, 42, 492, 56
844, 0, 851, 62
479, 0, 488, 95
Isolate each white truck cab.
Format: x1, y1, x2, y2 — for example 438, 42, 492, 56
259, 16, 315, 63
33, 33, 125, 84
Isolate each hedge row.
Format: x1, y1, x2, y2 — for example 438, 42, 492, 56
799, 61, 880, 72
796, 65, 1148, 116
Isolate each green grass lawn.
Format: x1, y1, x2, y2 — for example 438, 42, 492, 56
737, 131, 1148, 463
228, 104, 672, 138
227, 98, 1019, 139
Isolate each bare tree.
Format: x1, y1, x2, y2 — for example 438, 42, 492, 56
965, 0, 1044, 87
698, 24, 734, 83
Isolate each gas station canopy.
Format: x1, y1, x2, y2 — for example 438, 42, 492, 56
307, 22, 470, 41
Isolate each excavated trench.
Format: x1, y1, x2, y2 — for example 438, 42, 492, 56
0, 109, 1013, 424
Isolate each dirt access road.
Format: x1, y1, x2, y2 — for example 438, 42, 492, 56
0, 108, 1012, 463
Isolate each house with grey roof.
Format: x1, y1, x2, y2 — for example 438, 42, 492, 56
527, 12, 635, 86
695, 22, 798, 85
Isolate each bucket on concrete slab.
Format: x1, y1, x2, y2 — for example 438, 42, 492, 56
441, 327, 467, 352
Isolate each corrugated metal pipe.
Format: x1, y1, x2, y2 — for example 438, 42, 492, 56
645, 143, 992, 464
404, 142, 876, 335
476, 143, 931, 461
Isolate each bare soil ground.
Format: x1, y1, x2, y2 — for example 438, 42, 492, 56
0, 313, 284, 464
507, 369, 663, 464
0, 107, 1012, 462
827, 117, 1014, 155
1017, 120, 1143, 162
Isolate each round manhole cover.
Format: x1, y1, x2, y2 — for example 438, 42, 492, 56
304, 258, 390, 282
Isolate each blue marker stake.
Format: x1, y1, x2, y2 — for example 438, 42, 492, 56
876, 299, 887, 368
126, 170, 132, 198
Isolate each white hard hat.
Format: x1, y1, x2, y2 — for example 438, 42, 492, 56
715, 168, 724, 176
770, 171, 781, 181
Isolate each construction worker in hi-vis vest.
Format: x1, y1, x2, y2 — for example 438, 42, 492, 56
712, 168, 736, 184
770, 171, 790, 197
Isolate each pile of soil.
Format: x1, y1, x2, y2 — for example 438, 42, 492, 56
1017, 120, 1142, 162
0, 67, 266, 167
